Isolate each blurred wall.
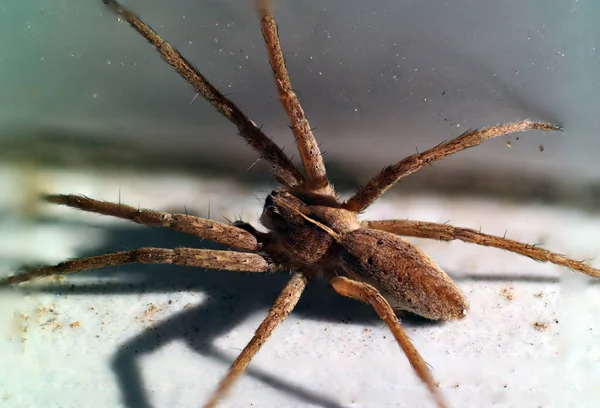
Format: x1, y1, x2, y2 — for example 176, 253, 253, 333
1, 0, 599, 202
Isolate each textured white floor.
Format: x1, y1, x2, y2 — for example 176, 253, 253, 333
1, 167, 599, 408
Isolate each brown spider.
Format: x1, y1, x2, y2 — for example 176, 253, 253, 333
2, 1, 599, 407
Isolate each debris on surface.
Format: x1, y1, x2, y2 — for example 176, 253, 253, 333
501, 286, 514, 301
533, 321, 549, 332
37, 302, 64, 332
41, 318, 63, 331
11, 312, 30, 341
137, 303, 162, 323
47, 274, 67, 284
36, 302, 58, 317
136, 302, 175, 330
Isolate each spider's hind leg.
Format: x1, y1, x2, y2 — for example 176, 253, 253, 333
330, 276, 447, 408
1, 248, 275, 286
364, 219, 600, 279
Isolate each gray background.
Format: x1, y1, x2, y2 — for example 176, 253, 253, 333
1, 0, 599, 204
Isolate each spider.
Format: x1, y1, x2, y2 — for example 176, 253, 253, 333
2, 1, 599, 407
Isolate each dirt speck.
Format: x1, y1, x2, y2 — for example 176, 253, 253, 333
70, 321, 81, 328
533, 321, 549, 332
36, 302, 65, 332
143, 304, 160, 319
11, 312, 30, 341
47, 274, 67, 284
36, 302, 58, 317
42, 318, 63, 331
137, 303, 166, 324
501, 286, 514, 301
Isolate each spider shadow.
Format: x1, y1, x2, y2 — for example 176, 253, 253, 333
23, 217, 437, 408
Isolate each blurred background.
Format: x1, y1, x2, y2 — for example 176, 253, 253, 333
1, 0, 599, 208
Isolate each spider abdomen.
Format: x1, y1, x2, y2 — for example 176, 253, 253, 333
339, 228, 468, 321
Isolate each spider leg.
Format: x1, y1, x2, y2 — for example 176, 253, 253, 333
329, 276, 447, 408
345, 120, 562, 212
203, 272, 308, 408
0, 248, 274, 286
102, 0, 305, 189
45, 194, 260, 250
256, 1, 332, 194
364, 219, 600, 278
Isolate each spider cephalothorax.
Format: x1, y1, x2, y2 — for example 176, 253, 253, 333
2, 1, 599, 408
259, 190, 357, 265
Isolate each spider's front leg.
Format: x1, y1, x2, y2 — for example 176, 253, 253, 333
345, 121, 562, 212
103, 0, 305, 189
256, 1, 332, 194
364, 219, 600, 278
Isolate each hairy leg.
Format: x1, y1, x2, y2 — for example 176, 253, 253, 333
1, 248, 274, 286
45, 194, 260, 250
203, 272, 308, 408
257, 1, 331, 194
364, 219, 600, 278
345, 121, 561, 212
103, 0, 305, 188
330, 276, 446, 408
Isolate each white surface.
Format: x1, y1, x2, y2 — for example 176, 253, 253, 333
1, 168, 599, 408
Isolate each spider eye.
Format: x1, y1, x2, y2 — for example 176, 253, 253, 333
264, 195, 276, 212
263, 195, 280, 217
265, 194, 274, 207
